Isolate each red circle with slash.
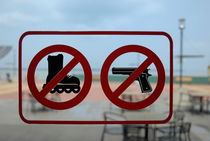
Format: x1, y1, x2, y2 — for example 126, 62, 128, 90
101, 45, 165, 110
27, 44, 92, 110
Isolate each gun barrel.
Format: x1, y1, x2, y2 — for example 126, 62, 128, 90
112, 67, 152, 93
112, 67, 137, 75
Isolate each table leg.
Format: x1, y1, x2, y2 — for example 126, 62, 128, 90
145, 124, 149, 141
129, 95, 132, 102
200, 97, 203, 112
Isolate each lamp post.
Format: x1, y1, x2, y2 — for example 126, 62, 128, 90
179, 19, 185, 87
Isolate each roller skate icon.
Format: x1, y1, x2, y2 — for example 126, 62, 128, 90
43, 54, 80, 94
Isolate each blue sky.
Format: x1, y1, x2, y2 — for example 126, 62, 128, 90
0, 0, 210, 76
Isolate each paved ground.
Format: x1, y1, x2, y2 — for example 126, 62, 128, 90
0, 80, 210, 141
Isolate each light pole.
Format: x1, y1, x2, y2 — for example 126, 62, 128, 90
179, 19, 185, 87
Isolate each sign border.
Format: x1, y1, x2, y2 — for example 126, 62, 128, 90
19, 31, 173, 124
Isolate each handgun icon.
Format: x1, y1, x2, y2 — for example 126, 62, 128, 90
112, 67, 152, 93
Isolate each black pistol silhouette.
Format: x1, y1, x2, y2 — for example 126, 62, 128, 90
112, 67, 152, 93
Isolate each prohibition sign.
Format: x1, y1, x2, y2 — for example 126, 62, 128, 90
27, 44, 92, 110
101, 45, 165, 110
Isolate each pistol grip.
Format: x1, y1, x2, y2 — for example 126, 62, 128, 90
138, 74, 152, 93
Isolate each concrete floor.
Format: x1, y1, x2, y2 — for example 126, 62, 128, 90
0, 81, 210, 141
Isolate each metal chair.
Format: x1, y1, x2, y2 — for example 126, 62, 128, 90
155, 110, 185, 137
101, 112, 126, 141
158, 122, 191, 141
189, 95, 202, 112
206, 98, 210, 112
123, 124, 146, 141
27, 93, 37, 113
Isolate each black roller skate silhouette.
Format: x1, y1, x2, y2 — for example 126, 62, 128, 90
42, 54, 80, 94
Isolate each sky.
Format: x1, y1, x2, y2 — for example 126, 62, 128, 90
0, 0, 210, 76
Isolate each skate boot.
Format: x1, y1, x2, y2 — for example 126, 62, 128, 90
42, 54, 80, 94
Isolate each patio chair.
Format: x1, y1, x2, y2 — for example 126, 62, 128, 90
155, 110, 185, 137
123, 124, 147, 141
27, 93, 37, 113
158, 122, 191, 141
189, 95, 202, 112
101, 112, 126, 141
27, 93, 57, 113
205, 97, 210, 113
